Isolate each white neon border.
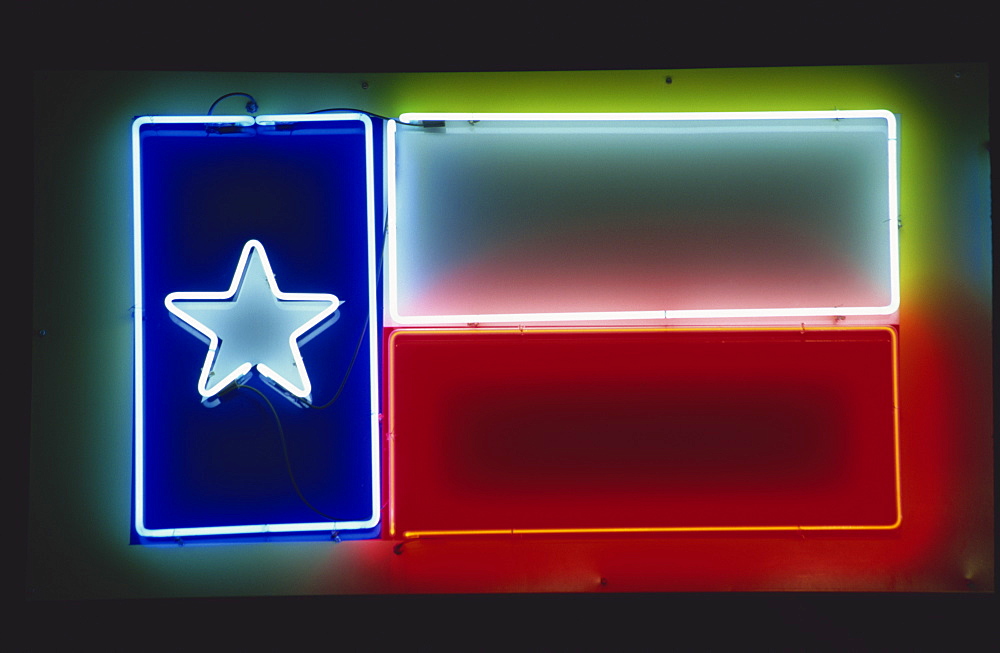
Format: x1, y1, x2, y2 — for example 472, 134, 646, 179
132, 113, 381, 538
388, 110, 899, 325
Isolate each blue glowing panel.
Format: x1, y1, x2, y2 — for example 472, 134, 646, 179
132, 114, 382, 540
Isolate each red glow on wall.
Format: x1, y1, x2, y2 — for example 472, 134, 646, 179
386, 327, 899, 540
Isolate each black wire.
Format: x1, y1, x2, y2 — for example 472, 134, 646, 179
207, 89, 434, 124
307, 107, 435, 127
207, 92, 258, 116
306, 107, 397, 122
207, 98, 421, 125
306, 316, 368, 410
232, 214, 383, 511
225, 132, 390, 522
236, 383, 339, 522
304, 213, 388, 409
228, 221, 386, 514
229, 215, 388, 524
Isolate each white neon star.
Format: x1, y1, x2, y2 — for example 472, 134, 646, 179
164, 239, 341, 402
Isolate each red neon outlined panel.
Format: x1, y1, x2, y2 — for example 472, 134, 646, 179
386, 327, 900, 538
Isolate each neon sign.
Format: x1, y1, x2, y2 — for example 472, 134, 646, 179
131, 108, 900, 544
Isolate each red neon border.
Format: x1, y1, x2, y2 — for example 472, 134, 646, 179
385, 326, 901, 539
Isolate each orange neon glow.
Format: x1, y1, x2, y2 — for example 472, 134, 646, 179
386, 326, 901, 540
388, 429, 395, 537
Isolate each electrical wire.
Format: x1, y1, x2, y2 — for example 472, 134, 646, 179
305, 315, 368, 410
207, 92, 420, 125
307, 107, 438, 126
207, 92, 258, 116
230, 214, 387, 518
236, 383, 339, 522
303, 211, 388, 410
214, 105, 390, 520
307, 107, 397, 122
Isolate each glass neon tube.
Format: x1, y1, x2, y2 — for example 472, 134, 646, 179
387, 111, 899, 326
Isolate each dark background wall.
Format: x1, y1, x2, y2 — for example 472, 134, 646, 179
25, 4, 992, 631
31, 64, 991, 599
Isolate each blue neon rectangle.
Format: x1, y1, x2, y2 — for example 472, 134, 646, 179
132, 114, 382, 540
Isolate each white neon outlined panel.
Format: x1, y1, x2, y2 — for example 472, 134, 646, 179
388, 111, 899, 325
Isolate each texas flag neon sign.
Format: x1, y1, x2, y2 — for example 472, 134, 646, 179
132, 108, 900, 544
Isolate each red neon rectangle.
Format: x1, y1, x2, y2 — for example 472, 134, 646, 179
387, 327, 899, 537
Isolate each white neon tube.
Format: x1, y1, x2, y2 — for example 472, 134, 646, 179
164, 239, 340, 400
388, 110, 900, 325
